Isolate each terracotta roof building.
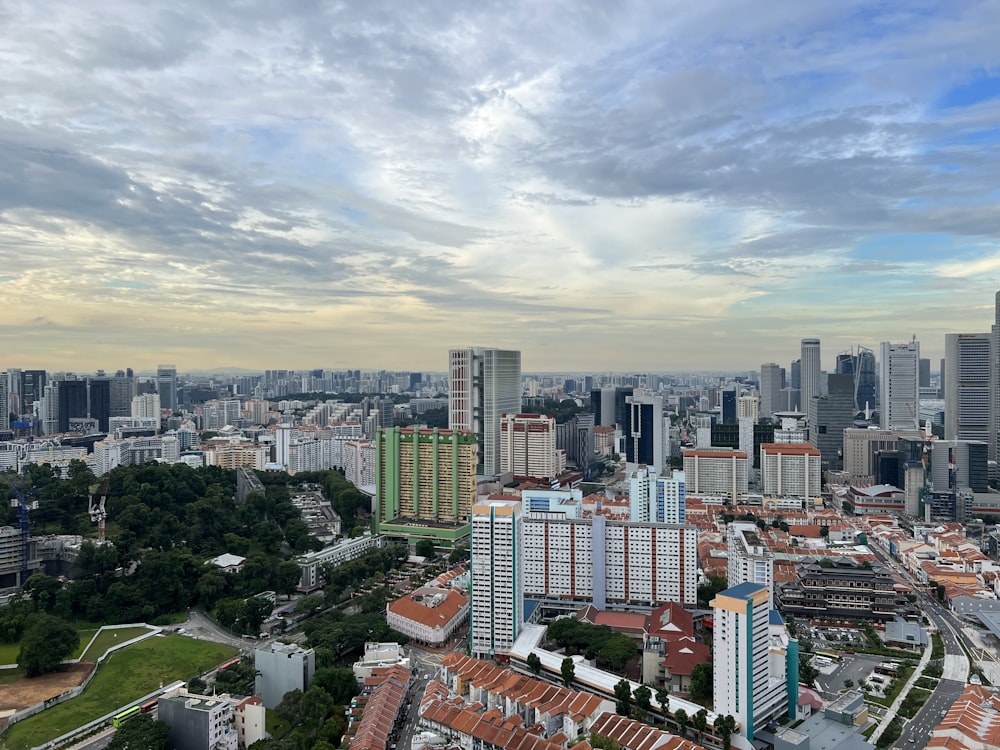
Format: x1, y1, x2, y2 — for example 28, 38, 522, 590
386, 586, 469, 646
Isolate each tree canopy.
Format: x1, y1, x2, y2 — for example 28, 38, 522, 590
18, 613, 78, 677
108, 714, 173, 750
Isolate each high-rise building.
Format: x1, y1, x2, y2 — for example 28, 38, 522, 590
499, 413, 562, 480
88, 378, 111, 433
854, 347, 878, 413
760, 443, 822, 499
738, 394, 759, 422
471, 498, 523, 658
624, 392, 664, 473
157, 364, 178, 412
800, 339, 821, 415
944, 333, 991, 442
919, 358, 931, 389
880, 340, 920, 429
721, 388, 737, 424
682, 448, 749, 500
760, 364, 785, 419
375, 427, 478, 543
992, 292, 1000, 463
807, 373, 855, 470
56, 379, 87, 433
627, 465, 686, 524
108, 373, 134, 419
727, 522, 774, 607
712, 583, 796, 740
448, 347, 521, 476
789, 359, 801, 390
930, 440, 989, 493
0, 375, 8, 431
19, 370, 46, 416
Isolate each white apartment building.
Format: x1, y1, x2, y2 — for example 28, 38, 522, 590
471, 497, 699, 658
738, 394, 759, 421
203, 440, 268, 470
627, 466, 686, 524
682, 448, 749, 500
499, 413, 564, 480
131, 393, 161, 420
471, 498, 523, 658
760, 443, 821, 499
343, 439, 376, 489
712, 582, 793, 741
727, 521, 775, 607
296, 532, 383, 589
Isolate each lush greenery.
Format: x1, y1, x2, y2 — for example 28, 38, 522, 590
931, 632, 944, 660
689, 663, 712, 700
17, 614, 78, 676
898, 687, 932, 720
547, 619, 638, 670
1, 636, 235, 750
867, 665, 914, 707
80, 626, 154, 662
108, 714, 172, 750
302, 606, 408, 668
250, 679, 353, 749
697, 573, 727, 607
876, 717, 903, 749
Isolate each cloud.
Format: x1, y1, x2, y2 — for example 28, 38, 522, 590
1, 0, 1000, 370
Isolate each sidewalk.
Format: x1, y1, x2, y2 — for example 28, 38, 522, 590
869, 640, 932, 745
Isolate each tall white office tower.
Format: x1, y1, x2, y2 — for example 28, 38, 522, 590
712, 583, 795, 741
727, 522, 775, 607
945, 333, 991, 442
448, 347, 521, 477
470, 498, 523, 658
800, 339, 821, 415
880, 340, 920, 429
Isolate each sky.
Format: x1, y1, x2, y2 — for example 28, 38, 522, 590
3, 1, 1000, 373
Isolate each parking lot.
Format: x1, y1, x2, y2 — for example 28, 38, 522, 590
810, 652, 888, 696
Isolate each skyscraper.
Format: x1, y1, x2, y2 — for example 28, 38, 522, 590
0, 375, 8, 431
448, 347, 521, 476
880, 340, 920, 429
624, 392, 664, 473
56, 379, 87, 433
727, 522, 774, 606
157, 365, 178, 412
800, 339, 821, 415
88, 378, 111, 433
944, 333, 990, 442
759, 363, 785, 419
807, 373, 856, 470
990, 291, 1000, 463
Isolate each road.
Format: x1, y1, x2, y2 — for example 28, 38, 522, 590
893, 679, 965, 749
185, 609, 254, 650
865, 544, 972, 750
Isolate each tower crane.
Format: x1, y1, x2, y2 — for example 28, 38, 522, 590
88, 473, 110, 543
3, 471, 37, 585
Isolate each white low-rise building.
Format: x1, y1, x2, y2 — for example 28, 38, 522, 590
386, 586, 469, 647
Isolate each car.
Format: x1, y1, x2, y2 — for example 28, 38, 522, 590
908, 738, 915, 743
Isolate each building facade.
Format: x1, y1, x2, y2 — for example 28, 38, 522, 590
880, 340, 920, 429
800, 339, 822, 416
944, 332, 991, 442
624, 393, 665, 473
471, 498, 523, 658
682, 448, 749, 500
254, 642, 316, 709
375, 427, 478, 543
760, 443, 822, 499
776, 559, 912, 622
448, 347, 521, 477
627, 465, 686, 524
500, 413, 562, 480
728, 521, 775, 607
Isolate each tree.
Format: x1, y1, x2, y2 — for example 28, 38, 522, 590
561, 657, 575, 688
527, 652, 542, 676
415, 539, 437, 559
844, 678, 854, 689
799, 653, 819, 687
689, 663, 712, 700
17, 614, 78, 677
599, 633, 638, 671
108, 713, 173, 750
716, 714, 738, 750
243, 596, 273, 635
312, 667, 359, 704
614, 679, 631, 717
697, 573, 728, 607
655, 686, 669, 718
673, 708, 689, 738
277, 561, 303, 600
188, 676, 207, 694
692, 709, 708, 741
633, 684, 651, 722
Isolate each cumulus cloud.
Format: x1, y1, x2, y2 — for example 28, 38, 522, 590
1, 0, 1000, 370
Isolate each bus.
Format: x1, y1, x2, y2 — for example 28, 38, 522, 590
874, 663, 899, 677
217, 657, 241, 671
113, 706, 141, 727
139, 698, 158, 714
816, 651, 842, 662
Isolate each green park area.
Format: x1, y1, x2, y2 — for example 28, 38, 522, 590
1, 635, 236, 750
0, 625, 152, 667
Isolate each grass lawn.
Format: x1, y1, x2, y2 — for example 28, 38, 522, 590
1, 635, 236, 750
0, 642, 20, 666
79, 627, 153, 662
266, 709, 292, 740
0, 668, 20, 685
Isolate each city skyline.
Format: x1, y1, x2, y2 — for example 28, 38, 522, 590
4, 2, 1000, 370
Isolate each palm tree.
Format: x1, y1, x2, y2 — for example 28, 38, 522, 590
692, 709, 708, 742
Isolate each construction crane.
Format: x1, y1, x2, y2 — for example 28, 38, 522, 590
3, 471, 37, 585
88, 473, 110, 543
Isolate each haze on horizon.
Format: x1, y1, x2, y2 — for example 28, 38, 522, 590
3, 1, 1000, 373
